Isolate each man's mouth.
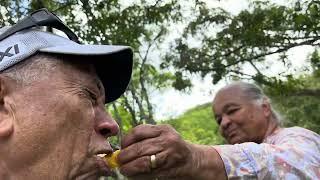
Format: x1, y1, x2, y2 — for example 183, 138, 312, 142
71, 147, 115, 179
96, 153, 109, 168
97, 153, 107, 158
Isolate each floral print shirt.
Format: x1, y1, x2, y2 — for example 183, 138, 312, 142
214, 127, 320, 179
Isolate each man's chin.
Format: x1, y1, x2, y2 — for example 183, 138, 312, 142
70, 156, 113, 180
73, 170, 112, 180
74, 173, 101, 180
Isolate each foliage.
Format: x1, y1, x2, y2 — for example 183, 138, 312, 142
160, 103, 225, 145
270, 73, 320, 134
2, 1, 319, 180
274, 95, 320, 134
310, 49, 320, 76
159, 0, 320, 143
263, 50, 320, 134
164, 0, 320, 92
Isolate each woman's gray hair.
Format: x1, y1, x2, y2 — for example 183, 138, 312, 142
229, 81, 282, 126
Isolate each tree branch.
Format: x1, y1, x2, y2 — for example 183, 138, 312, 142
123, 96, 139, 127
111, 103, 123, 144
129, 85, 147, 124
249, 60, 264, 75
197, 36, 320, 73
137, 28, 165, 125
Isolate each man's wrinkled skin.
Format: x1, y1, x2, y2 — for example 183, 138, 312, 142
0, 58, 119, 180
118, 124, 226, 180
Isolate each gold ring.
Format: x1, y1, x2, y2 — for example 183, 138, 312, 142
150, 154, 157, 169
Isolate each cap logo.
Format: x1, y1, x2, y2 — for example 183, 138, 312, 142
0, 44, 19, 62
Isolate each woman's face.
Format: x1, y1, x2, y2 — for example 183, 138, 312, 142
213, 86, 270, 144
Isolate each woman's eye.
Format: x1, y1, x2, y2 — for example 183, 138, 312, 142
217, 117, 222, 125
227, 108, 238, 115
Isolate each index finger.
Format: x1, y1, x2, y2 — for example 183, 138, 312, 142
121, 124, 161, 148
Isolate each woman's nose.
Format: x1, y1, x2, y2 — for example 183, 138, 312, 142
220, 115, 231, 131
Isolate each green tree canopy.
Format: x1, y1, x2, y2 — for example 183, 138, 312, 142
164, 0, 320, 95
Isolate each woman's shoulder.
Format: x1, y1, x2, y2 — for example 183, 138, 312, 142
265, 126, 320, 146
282, 126, 319, 137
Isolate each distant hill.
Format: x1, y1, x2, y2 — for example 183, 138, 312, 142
160, 103, 225, 145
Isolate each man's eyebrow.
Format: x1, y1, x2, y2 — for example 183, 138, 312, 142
94, 77, 105, 96
96, 79, 102, 91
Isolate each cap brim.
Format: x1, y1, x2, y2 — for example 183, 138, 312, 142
40, 44, 133, 103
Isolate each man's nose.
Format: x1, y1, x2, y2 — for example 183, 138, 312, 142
95, 108, 119, 138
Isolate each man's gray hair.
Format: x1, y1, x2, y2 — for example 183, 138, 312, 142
1, 53, 65, 86
230, 81, 282, 126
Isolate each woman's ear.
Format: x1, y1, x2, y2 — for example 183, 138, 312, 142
0, 76, 14, 138
261, 97, 272, 117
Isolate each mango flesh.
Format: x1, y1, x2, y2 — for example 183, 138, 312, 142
104, 150, 120, 169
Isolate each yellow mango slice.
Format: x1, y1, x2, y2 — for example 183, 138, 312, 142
104, 150, 121, 169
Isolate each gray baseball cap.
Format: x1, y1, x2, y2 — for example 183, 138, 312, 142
0, 9, 133, 103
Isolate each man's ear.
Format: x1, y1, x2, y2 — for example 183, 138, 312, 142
0, 76, 14, 138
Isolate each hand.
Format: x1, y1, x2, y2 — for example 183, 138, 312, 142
117, 124, 197, 179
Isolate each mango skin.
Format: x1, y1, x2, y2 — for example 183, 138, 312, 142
104, 150, 121, 169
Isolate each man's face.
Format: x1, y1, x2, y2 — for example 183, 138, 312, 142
7, 59, 119, 179
212, 86, 269, 144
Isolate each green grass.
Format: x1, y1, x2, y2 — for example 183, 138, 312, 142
160, 103, 225, 145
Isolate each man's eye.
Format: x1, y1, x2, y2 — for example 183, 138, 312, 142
85, 90, 98, 104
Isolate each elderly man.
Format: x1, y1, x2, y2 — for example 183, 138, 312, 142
118, 82, 320, 179
0, 9, 132, 179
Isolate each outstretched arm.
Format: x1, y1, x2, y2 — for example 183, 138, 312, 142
118, 124, 227, 180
